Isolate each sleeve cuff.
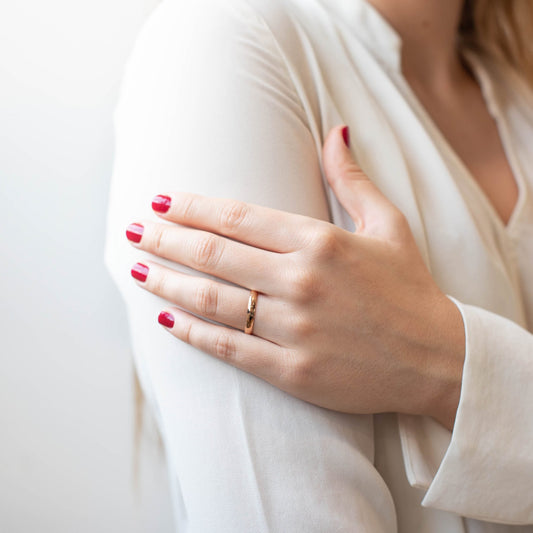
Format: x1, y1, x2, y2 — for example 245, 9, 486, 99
399, 296, 533, 524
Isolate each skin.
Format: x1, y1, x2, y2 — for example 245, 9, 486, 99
125, 0, 520, 431
369, 0, 519, 224
126, 126, 465, 430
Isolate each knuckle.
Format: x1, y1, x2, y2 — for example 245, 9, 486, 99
389, 207, 408, 227
308, 225, 339, 259
349, 166, 368, 182
289, 313, 315, 340
275, 349, 299, 385
387, 208, 410, 239
193, 234, 222, 269
218, 201, 249, 234
177, 321, 195, 346
152, 270, 168, 295
214, 332, 236, 360
284, 352, 314, 390
288, 267, 320, 301
178, 194, 196, 221
195, 282, 219, 317
182, 322, 194, 345
152, 226, 167, 254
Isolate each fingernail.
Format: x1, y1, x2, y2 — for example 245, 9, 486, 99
158, 311, 175, 328
126, 223, 144, 243
342, 126, 350, 148
152, 195, 172, 213
131, 262, 149, 282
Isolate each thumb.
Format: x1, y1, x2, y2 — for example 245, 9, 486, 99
323, 125, 404, 239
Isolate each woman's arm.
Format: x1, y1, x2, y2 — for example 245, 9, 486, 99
105, 0, 396, 531
419, 299, 533, 524
127, 126, 533, 525
126, 118, 533, 525
126, 125, 466, 428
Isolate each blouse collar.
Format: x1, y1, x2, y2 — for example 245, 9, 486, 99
319, 0, 403, 72
320, 0, 501, 103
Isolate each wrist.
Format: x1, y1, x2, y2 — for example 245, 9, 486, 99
418, 294, 466, 430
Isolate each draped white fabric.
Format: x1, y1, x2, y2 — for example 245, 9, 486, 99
104, 0, 533, 530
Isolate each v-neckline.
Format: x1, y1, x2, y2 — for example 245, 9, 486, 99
396, 49, 527, 236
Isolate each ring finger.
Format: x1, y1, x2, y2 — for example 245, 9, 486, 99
131, 260, 286, 344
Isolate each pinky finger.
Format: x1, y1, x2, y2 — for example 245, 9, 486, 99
158, 307, 293, 384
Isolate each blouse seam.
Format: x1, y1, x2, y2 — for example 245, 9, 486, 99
241, 0, 311, 128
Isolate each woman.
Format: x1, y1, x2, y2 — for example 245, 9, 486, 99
105, 0, 533, 530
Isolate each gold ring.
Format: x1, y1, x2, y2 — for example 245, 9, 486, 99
244, 290, 258, 335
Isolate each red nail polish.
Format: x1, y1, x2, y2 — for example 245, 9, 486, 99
158, 311, 175, 328
131, 263, 149, 282
126, 223, 144, 243
152, 195, 172, 213
342, 126, 350, 148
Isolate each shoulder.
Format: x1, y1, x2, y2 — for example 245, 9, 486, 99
117, 0, 310, 116
115, 0, 315, 129
133, 0, 300, 53
120, 0, 306, 92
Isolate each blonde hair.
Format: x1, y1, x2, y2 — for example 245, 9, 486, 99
460, 0, 533, 88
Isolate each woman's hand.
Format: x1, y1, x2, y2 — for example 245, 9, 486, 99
125, 125, 465, 430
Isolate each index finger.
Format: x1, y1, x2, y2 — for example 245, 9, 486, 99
151, 192, 314, 253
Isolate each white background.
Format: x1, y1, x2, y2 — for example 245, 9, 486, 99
0, 1, 174, 531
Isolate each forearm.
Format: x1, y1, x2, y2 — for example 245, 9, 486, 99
409, 292, 466, 431
403, 297, 533, 523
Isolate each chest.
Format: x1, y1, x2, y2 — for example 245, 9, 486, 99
306, 43, 533, 326
407, 76, 520, 227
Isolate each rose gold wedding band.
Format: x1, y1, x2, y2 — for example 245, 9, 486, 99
244, 290, 258, 335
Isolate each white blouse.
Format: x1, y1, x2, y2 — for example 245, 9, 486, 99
104, 0, 533, 531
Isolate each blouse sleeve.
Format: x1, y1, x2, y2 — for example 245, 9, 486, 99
104, 0, 397, 531
420, 297, 533, 524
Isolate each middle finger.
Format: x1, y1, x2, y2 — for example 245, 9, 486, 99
126, 221, 284, 295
